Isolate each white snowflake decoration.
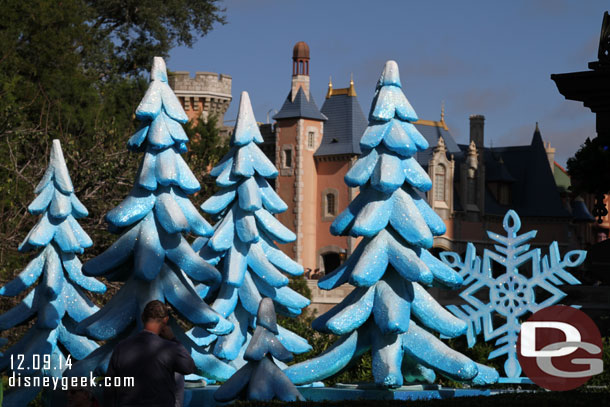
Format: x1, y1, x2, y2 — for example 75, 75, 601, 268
440, 210, 585, 383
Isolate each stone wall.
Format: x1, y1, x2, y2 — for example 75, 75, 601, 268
168, 71, 232, 125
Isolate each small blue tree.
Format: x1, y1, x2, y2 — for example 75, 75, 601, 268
189, 91, 311, 369
214, 298, 305, 402
0, 140, 105, 407
285, 61, 498, 388
72, 57, 234, 382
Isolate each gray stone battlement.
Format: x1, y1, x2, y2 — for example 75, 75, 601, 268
169, 71, 232, 97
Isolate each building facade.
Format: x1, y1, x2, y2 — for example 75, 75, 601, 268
262, 42, 594, 313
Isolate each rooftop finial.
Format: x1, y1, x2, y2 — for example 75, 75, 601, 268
441, 100, 445, 122
535, 121, 540, 133
326, 76, 333, 99
348, 73, 357, 97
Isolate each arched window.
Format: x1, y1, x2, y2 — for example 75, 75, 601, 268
326, 193, 336, 215
307, 131, 315, 149
434, 165, 446, 202
322, 188, 339, 221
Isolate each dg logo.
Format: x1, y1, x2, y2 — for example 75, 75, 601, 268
517, 305, 604, 391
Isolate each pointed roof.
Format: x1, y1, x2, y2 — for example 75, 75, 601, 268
315, 87, 367, 157
273, 87, 327, 121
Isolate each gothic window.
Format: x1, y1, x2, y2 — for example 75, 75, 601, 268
434, 165, 446, 202
307, 131, 315, 149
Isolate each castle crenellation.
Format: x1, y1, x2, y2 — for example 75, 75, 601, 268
168, 70, 232, 125
170, 71, 232, 95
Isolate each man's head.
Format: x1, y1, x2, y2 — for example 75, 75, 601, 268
141, 300, 169, 333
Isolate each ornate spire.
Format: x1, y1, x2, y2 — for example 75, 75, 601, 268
435, 135, 447, 153
326, 76, 333, 99
347, 73, 357, 97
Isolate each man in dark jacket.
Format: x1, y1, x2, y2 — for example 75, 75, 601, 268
104, 301, 195, 407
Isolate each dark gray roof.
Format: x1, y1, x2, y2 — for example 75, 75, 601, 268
465, 130, 570, 218
315, 93, 368, 156
485, 155, 516, 183
273, 87, 327, 121
413, 123, 461, 165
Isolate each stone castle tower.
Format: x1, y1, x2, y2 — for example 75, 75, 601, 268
272, 42, 367, 274
169, 71, 232, 126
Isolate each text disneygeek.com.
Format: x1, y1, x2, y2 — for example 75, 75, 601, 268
8, 372, 135, 391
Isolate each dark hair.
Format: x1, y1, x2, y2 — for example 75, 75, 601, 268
141, 300, 169, 323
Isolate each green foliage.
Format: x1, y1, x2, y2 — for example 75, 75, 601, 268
567, 137, 610, 195
0, 0, 226, 331
587, 337, 610, 387
184, 115, 230, 202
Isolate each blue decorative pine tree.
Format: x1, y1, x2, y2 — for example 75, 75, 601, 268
284, 61, 498, 388
0, 140, 105, 406
214, 298, 305, 402
189, 91, 311, 369
72, 57, 234, 382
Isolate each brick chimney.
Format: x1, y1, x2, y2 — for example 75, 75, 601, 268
469, 114, 485, 148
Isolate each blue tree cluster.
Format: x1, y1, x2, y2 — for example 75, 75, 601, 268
189, 91, 311, 369
214, 298, 305, 402
71, 57, 235, 382
0, 140, 105, 406
284, 61, 499, 388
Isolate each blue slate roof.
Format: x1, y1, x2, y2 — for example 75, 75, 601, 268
413, 122, 461, 165
273, 87, 327, 121
315, 93, 368, 156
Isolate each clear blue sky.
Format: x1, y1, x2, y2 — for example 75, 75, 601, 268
169, 0, 607, 167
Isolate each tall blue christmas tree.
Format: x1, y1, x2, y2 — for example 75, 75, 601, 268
285, 61, 498, 388
72, 57, 234, 382
0, 140, 105, 406
189, 91, 311, 369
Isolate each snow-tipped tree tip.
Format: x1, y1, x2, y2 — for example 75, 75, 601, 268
237, 91, 253, 118
50, 139, 64, 161
232, 90, 264, 146
379, 60, 402, 88
151, 57, 168, 82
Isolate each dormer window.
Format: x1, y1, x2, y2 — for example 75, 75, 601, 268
488, 181, 511, 206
